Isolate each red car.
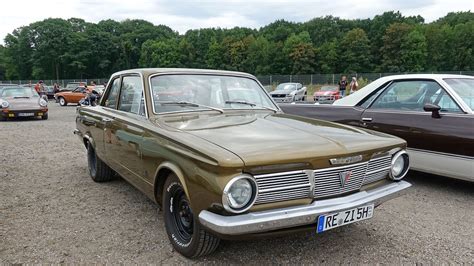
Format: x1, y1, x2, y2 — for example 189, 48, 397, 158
313, 85, 340, 103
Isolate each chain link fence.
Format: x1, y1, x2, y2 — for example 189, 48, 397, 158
1, 71, 473, 87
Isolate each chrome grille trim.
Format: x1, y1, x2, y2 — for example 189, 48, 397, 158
254, 170, 311, 204
314, 162, 368, 198
364, 155, 391, 185
253, 155, 393, 204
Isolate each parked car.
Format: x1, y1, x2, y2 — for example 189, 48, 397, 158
0, 86, 48, 120
74, 68, 411, 258
55, 86, 88, 106
313, 85, 340, 103
280, 74, 474, 181
270, 82, 307, 102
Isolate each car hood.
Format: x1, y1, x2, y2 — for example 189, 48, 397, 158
157, 112, 404, 168
2, 97, 41, 110
270, 89, 293, 95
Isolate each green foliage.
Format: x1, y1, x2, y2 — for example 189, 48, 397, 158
338, 28, 371, 73
1, 11, 473, 80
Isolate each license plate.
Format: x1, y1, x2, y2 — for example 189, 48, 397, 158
18, 113, 35, 117
317, 204, 374, 233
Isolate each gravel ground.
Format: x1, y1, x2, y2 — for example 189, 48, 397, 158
1, 104, 473, 264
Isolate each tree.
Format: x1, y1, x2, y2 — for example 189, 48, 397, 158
139, 38, 183, 68
380, 23, 413, 72
400, 29, 427, 72
338, 28, 371, 73
284, 31, 316, 74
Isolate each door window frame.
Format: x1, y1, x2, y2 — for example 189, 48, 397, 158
101, 73, 148, 118
359, 79, 465, 114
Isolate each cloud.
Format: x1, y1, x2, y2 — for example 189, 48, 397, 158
1, 0, 473, 44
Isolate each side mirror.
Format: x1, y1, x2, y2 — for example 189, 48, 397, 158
423, 103, 441, 118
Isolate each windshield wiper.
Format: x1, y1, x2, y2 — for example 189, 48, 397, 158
158, 101, 224, 114
225, 101, 278, 113
225, 100, 256, 106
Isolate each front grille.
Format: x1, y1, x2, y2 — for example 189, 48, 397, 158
313, 162, 367, 198
253, 155, 392, 204
272, 94, 287, 98
254, 171, 311, 204
363, 155, 391, 185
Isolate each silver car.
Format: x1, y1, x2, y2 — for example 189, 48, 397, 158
0, 86, 49, 120
270, 82, 307, 102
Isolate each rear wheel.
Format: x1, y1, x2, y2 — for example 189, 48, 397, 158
87, 142, 114, 182
162, 173, 220, 258
59, 97, 67, 106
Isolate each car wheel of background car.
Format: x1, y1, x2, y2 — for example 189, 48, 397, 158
59, 97, 67, 106
303, 92, 307, 101
162, 173, 220, 258
87, 142, 115, 182
41, 113, 48, 120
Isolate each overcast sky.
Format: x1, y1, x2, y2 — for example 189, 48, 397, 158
1, 0, 473, 43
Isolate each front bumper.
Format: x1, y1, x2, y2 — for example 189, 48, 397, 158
314, 95, 337, 102
272, 96, 293, 103
1, 109, 48, 118
199, 180, 411, 236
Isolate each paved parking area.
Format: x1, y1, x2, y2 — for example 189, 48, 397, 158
1, 104, 473, 264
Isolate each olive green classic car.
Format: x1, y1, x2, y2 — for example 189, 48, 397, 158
74, 68, 412, 258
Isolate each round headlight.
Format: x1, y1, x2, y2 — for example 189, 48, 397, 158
1, 100, 9, 108
39, 99, 48, 107
390, 150, 410, 180
222, 175, 258, 213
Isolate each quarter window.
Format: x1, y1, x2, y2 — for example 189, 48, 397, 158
370, 80, 462, 113
117, 76, 145, 116
103, 78, 121, 108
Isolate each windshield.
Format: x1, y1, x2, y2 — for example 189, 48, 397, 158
321, 86, 338, 92
276, 83, 296, 91
1, 87, 38, 98
444, 78, 474, 110
150, 75, 276, 113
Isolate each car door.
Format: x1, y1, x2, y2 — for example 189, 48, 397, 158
71, 87, 86, 102
102, 74, 148, 189
359, 79, 472, 179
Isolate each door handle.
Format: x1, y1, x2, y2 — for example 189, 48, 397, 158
102, 117, 113, 123
361, 117, 373, 122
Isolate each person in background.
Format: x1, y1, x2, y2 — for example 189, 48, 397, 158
34, 80, 45, 96
53, 83, 60, 94
349, 77, 358, 94
338, 76, 348, 97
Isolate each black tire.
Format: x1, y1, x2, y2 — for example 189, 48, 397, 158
59, 97, 67, 106
87, 142, 114, 182
162, 174, 220, 258
41, 113, 48, 120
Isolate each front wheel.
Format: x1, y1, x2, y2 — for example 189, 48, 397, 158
41, 113, 48, 120
162, 174, 220, 258
59, 97, 67, 106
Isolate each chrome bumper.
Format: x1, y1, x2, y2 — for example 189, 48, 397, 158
199, 181, 411, 236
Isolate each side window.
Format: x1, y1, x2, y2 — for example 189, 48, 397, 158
370, 80, 453, 112
103, 78, 121, 108
429, 89, 462, 113
118, 76, 144, 115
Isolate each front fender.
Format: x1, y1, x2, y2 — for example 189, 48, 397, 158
154, 161, 189, 198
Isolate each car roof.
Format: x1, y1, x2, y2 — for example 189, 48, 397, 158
110, 68, 256, 79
